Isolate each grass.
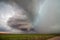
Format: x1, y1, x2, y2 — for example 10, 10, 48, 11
0, 34, 59, 40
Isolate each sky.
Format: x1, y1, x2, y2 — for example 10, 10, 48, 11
0, 0, 60, 34
0, 1, 23, 33
0, 0, 35, 33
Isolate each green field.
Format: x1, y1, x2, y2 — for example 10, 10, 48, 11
0, 34, 60, 40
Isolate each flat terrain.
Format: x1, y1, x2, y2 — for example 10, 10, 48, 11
0, 34, 60, 40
